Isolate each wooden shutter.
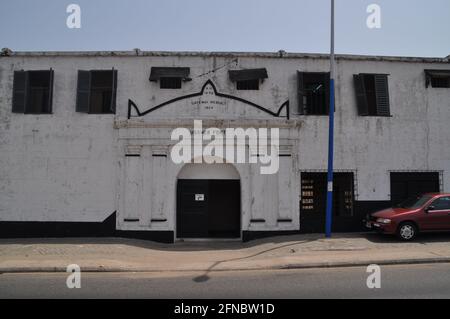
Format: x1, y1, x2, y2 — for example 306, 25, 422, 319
353, 74, 369, 116
324, 72, 331, 114
46, 69, 54, 113
76, 70, 91, 113
297, 71, 306, 114
12, 71, 28, 113
110, 69, 117, 114
374, 74, 390, 116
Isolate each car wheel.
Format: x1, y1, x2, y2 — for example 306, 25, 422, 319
397, 222, 417, 241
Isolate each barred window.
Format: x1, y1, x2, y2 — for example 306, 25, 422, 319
160, 77, 182, 89
236, 79, 259, 90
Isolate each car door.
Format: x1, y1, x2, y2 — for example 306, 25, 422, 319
425, 196, 450, 230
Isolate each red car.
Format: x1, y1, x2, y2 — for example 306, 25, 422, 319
366, 193, 450, 241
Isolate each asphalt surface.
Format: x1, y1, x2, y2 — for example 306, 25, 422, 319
1, 263, 449, 299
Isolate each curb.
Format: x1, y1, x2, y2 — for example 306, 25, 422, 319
1, 257, 450, 273
278, 257, 450, 270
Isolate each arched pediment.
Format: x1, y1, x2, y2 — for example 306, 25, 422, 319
128, 80, 289, 120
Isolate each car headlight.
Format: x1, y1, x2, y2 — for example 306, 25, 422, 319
376, 218, 391, 224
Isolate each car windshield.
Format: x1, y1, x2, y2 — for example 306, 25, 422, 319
397, 195, 432, 209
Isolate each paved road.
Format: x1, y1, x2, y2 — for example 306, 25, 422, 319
1, 263, 449, 299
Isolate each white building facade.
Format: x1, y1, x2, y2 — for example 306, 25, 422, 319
0, 50, 449, 242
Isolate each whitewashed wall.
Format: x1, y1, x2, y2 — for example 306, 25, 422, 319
0, 52, 449, 232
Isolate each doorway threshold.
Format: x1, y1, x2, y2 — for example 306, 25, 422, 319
176, 238, 242, 242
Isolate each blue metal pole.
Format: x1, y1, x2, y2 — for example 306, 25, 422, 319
325, 0, 335, 238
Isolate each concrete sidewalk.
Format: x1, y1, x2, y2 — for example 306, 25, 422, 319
1, 233, 450, 273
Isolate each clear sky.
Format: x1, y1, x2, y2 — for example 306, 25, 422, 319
1, 0, 449, 57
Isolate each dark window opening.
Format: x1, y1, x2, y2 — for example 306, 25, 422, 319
229, 68, 267, 91
90, 71, 113, 113
76, 69, 117, 114
431, 76, 450, 88
236, 79, 259, 90
390, 172, 440, 206
160, 77, 182, 89
363, 75, 377, 116
297, 72, 330, 115
12, 70, 54, 114
28, 71, 51, 114
149, 67, 190, 86
425, 70, 450, 88
353, 73, 390, 116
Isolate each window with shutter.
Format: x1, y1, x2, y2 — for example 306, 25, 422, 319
424, 69, 450, 88
110, 69, 117, 113
47, 69, 54, 114
150, 67, 190, 84
12, 71, 28, 113
26, 70, 53, 114
76, 69, 117, 114
229, 68, 267, 91
12, 70, 53, 114
76, 71, 91, 113
297, 72, 330, 115
374, 74, 390, 116
353, 74, 369, 116
353, 73, 390, 117
323, 72, 331, 113
297, 71, 305, 114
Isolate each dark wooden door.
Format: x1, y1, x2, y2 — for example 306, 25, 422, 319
176, 180, 209, 238
177, 179, 240, 238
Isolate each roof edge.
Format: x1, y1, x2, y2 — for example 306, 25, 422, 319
1, 49, 449, 63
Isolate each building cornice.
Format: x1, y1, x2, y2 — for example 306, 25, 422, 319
1, 49, 449, 64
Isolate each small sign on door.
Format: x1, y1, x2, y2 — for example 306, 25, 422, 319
195, 194, 205, 201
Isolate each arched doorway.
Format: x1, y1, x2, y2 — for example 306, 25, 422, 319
176, 163, 241, 239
